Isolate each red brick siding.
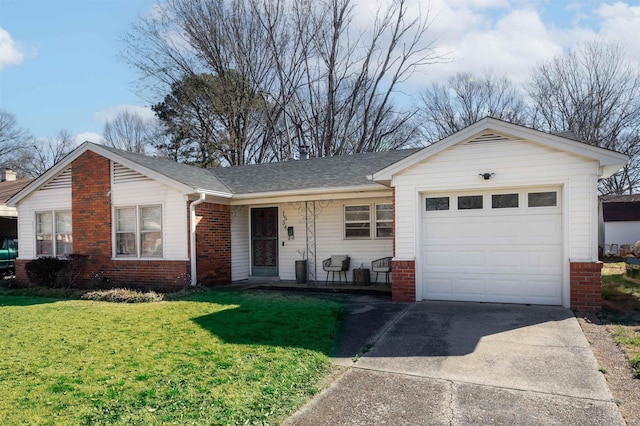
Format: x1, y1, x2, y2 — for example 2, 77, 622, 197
392, 259, 415, 302
192, 202, 231, 285
14, 259, 27, 285
72, 151, 112, 260
570, 261, 603, 312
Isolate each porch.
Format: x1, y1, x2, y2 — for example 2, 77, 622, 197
230, 279, 392, 296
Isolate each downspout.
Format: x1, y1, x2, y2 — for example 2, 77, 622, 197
190, 193, 206, 286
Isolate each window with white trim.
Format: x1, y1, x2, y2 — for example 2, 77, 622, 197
345, 205, 370, 238
36, 210, 72, 256
344, 203, 393, 239
375, 204, 393, 238
115, 205, 163, 258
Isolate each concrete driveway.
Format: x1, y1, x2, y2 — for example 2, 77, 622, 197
286, 298, 625, 425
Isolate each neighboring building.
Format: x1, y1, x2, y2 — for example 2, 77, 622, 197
0, 169, 33, 237
7, 118, 628, 311
601, 194, 640, 255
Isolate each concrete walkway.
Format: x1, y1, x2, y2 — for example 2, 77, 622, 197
286, 298, 625, 425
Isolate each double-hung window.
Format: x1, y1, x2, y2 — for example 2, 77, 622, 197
344, 205, 370, 238
375, 204, 393, 238
344, 203, 393, 239
115, 205, 162, 258
36, 210, 72, 256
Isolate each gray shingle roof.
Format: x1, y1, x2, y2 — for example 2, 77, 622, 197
97, 144, 232, 194
96, 144, 420, 195
212, 149, 421, 194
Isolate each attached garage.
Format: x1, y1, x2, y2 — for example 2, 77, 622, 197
421, 188, 562, 305
372, 118, 629, 309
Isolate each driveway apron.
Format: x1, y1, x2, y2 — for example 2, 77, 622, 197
286, 300, 625, 425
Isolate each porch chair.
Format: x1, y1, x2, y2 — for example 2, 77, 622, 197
323, 255, 350, 285
371, 256, 392, 285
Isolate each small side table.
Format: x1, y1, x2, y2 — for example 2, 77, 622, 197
353, 268, 371, 286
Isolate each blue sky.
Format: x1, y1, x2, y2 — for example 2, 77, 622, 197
1, 0, 640, 143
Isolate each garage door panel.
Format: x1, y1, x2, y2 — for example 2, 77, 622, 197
421, 188, 562, 306
454, 276, 489, 298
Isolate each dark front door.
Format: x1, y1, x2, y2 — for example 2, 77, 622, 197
251, 207, 278, 277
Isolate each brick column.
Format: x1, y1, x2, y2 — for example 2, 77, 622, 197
570, 261, 603, 312
193, 202, 231, 285
392, 259, 415, 302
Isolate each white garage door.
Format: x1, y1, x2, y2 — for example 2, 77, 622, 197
421, 188, 562, 305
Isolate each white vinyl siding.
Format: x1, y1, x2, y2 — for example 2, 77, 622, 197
17, 187, 72, 259
111, 162, 189, 260
393, 138, 599, 262
231, 205, 250, 281
270, 196, 394, 283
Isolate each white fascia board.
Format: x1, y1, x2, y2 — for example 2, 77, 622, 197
372, 117, 629, 183
193, 188, 234, 198
230, 185, 391, 206
486, 121, 629, 166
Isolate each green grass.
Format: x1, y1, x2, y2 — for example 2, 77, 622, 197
0, 290, 344, 425
601, 262, 640, 379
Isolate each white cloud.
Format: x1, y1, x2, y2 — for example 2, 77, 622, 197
74, 132, 104, 144
0, 27, 29, 70
594, 2, 640, 67
93, 104, 156, 124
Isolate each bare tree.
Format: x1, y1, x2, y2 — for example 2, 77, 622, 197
417, 70, 527, 143
122, 0, 443, 165
0, 110, 29, 161
528, 40, 640, 194
9, 130, 76, 177
274, 0, 444, 157
103, 110, 159, 154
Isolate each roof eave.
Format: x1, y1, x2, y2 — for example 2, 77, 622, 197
231, 184, 387, 201
7, 142, 231, 206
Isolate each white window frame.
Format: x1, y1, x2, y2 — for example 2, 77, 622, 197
113, 205, 163, 259
344, 204, 371, 239
375, 203, 393, 239
35, 210, 72, 257
343, 203, 393, 240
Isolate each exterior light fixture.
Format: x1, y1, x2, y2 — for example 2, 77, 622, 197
479, 172, 494, 180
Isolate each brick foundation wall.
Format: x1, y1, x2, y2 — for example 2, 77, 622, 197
570, 261, 603, 312
392, 260, 415, 302
193, 202, 231, 285
14, 259, 27, 285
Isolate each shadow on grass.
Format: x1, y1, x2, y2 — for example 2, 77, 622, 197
190, 292, 343, 354
602, 273, 640, 326
0, 295, 62, 307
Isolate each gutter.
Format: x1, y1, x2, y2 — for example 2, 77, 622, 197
189, 192, 206, 286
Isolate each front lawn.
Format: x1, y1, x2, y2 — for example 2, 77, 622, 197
0, 290, 343, 424
602, 262, 640, 378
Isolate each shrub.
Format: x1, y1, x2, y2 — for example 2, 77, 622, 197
62, 254, 88, 288
25, 257, 67, 287
80, 288, 164, 303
